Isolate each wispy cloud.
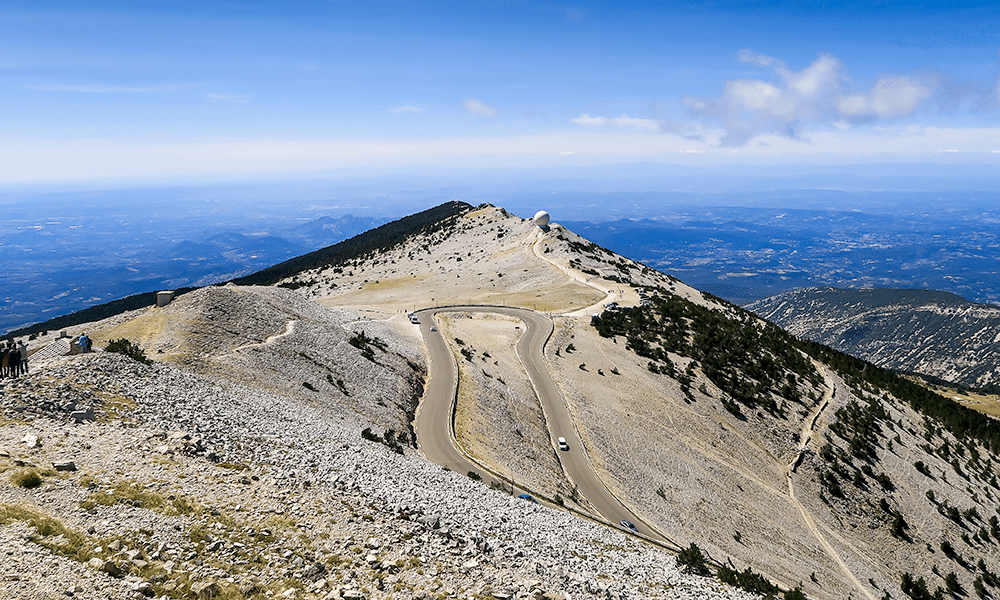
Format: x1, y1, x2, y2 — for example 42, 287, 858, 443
208, 93, 250, 104
25, 83, 192, 94
571, 114, 661, 131
684, 50, 944, 146
391, 104, 425, 114
2, 126, 999, 183
464, 98, 497, 118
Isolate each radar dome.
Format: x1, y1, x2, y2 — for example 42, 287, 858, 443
533, 210, 550, 226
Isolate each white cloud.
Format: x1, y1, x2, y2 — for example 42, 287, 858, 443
571, 114, 661, 131
688, 50, 941, 146
2, 125, 999, 184
464, 98, 497, 118
25, 83, 191, 94
391, 105, 425, 114
837, 76, 934, 120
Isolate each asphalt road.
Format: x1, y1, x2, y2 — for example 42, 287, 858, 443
413, 305, 651, 536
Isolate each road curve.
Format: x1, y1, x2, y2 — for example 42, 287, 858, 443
413, 305, 653, 537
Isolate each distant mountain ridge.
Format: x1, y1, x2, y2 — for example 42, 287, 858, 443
749, 286, 1000, 390
3, 204, 467, 338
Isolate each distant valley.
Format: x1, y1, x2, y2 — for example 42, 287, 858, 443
5, 185, 1000, 336
562, 195, 1000, 307
0, 187, 384, 334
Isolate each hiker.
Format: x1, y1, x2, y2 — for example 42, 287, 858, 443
78, 333, 91, 354
8, 344, 19, 378
1, 343, 8, 377
17, 340, 28, 374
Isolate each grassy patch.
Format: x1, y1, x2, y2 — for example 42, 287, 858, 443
79, 481, 198, 516
9, 468, 45, 489
0, 504, 100, 563
217, 462, 249, 471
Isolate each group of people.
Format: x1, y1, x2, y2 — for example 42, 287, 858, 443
1, 339, 28, 378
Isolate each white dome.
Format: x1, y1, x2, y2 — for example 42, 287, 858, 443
532, 210, 550, 226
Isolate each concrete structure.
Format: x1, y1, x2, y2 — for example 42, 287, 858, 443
156, 291, 175, 307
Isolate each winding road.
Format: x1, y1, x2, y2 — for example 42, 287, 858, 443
413, 305, 654, 538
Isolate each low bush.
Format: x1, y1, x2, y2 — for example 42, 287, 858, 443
104, 338, 152, 365
717, 564, 780, 597
676, 542, 710, 576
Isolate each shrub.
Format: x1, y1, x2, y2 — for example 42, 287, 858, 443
676, 543, 711, 576
784, 587, 808, 600
467, 471, 481, 481
717, 564, 780, 596
10, 468, 43, 489
104, 338, 152, 365
945, 572, 961, 594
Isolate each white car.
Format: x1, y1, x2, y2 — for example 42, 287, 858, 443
557, 437, 570, 451
429, 326, 437, 332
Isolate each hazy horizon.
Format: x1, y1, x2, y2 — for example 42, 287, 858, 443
3, 1, 999, 334
1, 1, 997, 186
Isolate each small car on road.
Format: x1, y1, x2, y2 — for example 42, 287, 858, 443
557, 437, 570, 451
517, 494, 538, 504
620, 519, 638, 532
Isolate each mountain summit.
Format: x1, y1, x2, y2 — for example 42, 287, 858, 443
5, 204, 1000, 600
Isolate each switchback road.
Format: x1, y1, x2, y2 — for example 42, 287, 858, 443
413, 305, 657, 539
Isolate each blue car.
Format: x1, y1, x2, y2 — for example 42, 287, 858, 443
517, 494, 538, 504
620, 519, 638, 532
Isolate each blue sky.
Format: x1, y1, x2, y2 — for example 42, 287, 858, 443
2, 1, 999, 184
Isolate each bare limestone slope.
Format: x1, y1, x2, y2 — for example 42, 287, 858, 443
749, 286, 1000, 389
2, 352, 759, 600
8, 204, 1000, 600
290, 204, 1000, 600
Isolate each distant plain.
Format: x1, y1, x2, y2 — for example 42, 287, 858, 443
3, 180, 999, 335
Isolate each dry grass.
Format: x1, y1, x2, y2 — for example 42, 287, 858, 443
0, 504, 98, 563
914, 378, 1000, 419
79, 481, 198, 516
9, 468, 44, 489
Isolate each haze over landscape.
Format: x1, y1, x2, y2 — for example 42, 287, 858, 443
3, 1, 1000, 333
4, 3, 1000, 600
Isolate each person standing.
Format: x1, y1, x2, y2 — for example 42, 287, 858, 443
78, 333, 91, 354
17, 340, 28, 374
1, 343, 9, 377
8, 343, 19, 378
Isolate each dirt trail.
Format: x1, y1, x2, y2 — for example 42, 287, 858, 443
223, 319, 298, 355
530, 232, 617, 316
785, 363, 877, 600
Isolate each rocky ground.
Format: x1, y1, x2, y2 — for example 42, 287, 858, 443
9, 204, 1000, 600
1, 350, 760, 600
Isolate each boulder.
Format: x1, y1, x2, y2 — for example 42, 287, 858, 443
191, 581, 220, 598
71, 408, 95, 423
417, 514, 440, 529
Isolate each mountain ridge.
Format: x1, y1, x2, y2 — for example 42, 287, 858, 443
5, 204, 1000, 600
749, 286, 1000, 390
